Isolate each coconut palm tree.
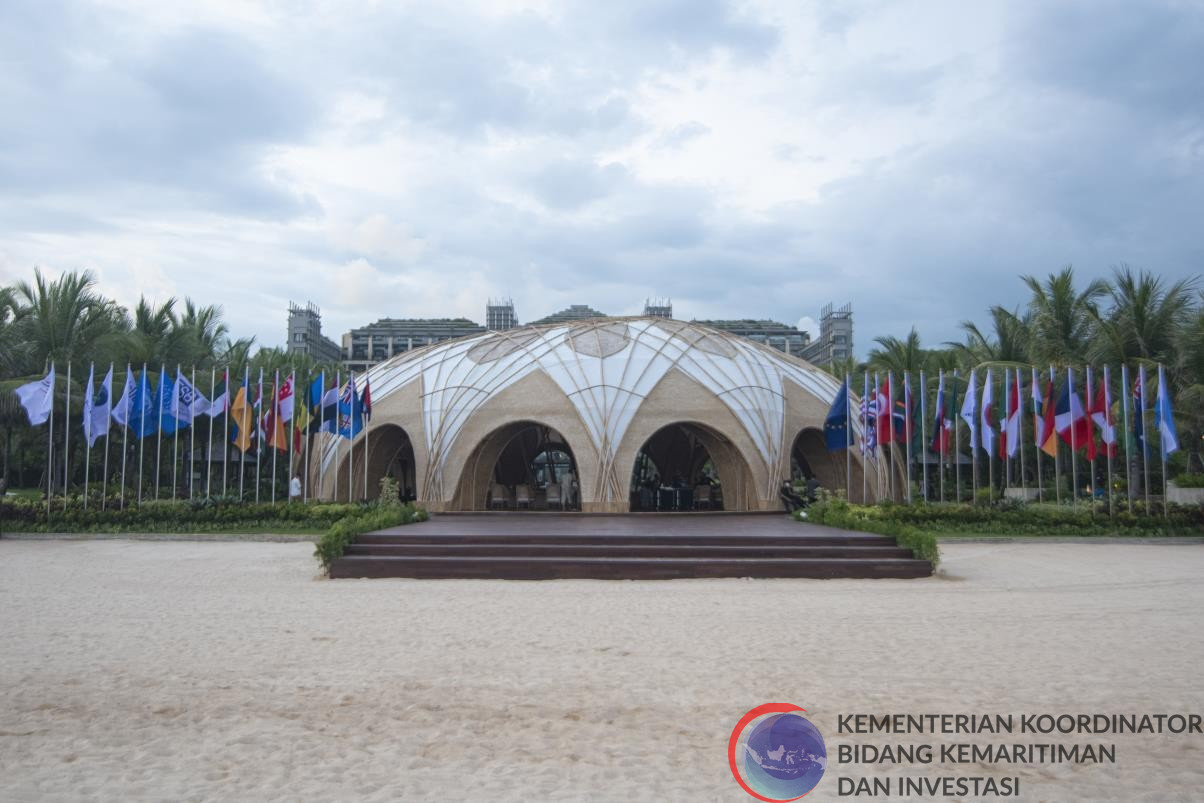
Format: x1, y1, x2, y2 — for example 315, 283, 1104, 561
948, 307, 1030, 367
1022, 266, 1108, 365
12, 269, 124, 373
867, 328, 928, 375
1092, 265, 1197, 371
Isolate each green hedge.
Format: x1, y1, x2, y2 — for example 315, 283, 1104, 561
1174, 474, 1204, 489
0, 496, 367, 534
314, 502, 428, 571
796, 497, 940, 567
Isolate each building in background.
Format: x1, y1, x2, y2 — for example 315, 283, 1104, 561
286, 302, 343, 364
342, 318, 486, 374
643, 298, 672, 319
692, 318, 811, 357
799, 302, 853, 366
528, 304, 609, 326
486, 298, 518, 331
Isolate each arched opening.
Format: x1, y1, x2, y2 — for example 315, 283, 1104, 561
453, 421, 580, 511
338, 424, 417, 503
628, 422, 742, 511
789, 427, 865, 502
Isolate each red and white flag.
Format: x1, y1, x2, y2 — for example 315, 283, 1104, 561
1004, 369, 1021, 458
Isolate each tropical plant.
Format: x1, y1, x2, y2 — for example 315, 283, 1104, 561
1021, 266, 1107, 365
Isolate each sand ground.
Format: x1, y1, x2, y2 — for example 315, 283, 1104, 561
1, 539, 1203, 802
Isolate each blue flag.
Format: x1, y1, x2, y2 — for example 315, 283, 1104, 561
337, 374, 363, 439
1155, 364, 1178, 457
155, 368, 184, 435
128, 371, 158, 439
824, 380, 854, 451
309, 374, 325, 409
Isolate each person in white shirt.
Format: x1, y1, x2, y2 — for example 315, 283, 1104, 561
289, 474, 302, 502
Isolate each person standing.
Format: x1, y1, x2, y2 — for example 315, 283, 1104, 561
289, 474, 302, 503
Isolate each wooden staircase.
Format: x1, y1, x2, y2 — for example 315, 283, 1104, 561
328, 514, 932, 580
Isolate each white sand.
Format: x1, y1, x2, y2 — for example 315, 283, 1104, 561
2, 539, 1203, 802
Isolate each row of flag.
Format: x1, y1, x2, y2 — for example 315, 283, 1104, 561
15, 363, 374, 454
823, 364, 1180, 461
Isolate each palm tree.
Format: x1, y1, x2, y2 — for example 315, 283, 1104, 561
177, 299, 230, 365
1022, 266, 1108, 365
1092, 265, 1197, 371
949, 307, 1030, 367
12, 268, 124, 372
867, 328, 927, 375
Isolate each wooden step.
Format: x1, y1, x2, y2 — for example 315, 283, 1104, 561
353, 532, 899, 548
343, 543, 914, 559
329, 555, 933, 580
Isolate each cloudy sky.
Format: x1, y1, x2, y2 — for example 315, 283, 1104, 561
1, 0, 1201, 355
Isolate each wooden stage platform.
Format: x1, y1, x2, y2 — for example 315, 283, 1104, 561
328, 513, 933, 580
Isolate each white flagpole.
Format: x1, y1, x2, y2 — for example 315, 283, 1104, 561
1068, 366, 1078, 507
222, 367, 230, 497
172, 364, 181, 499
1018, 369, 1027, 500
1032, 367, 1042, 503
1051, 366, 1060, 505
46, 362, 55, 518
1140, 364, 1151, 512
1121, 364, 1133, 514
363, 378, 370, 501
255, 368, 262, 504
348, 372, 354, 502
861, 372, 868, 504
1002, 367, 1010, 492
63, 362, 72, 510
1104, 364, 1114, 516
1159, 364, 1169, 520
303, 372, 310, 504
189, 365, 197, 500
119, 364, 128, 510
271, 369, 280, 505
331, 371, 339, 503
138, 364, 147, 504
207, 366, 215, 498
903, 371, 912, 503
937, 370, 945, 504
845, 373, 852, 499
954, 371, 962, 503
101, 363, 112, 511
239, 365, 249, 500
919, 370, 928, 502
83, 362, 92, 510
155, 365, 164, 500
289, 369, 298, 500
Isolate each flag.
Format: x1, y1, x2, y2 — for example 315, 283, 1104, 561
277, 374, 295, 422
1084, 367, 1098, 461
1134, 365, 1148, 458
876, 375, 891, 446
1155, 364, 1179, 457
362, 375, 373, 423
1055, 368, 1090, 449
1039, 371, 1058, 457
959, 369, 978, 451
895, 374, 912, 443
253, 371, 265, 448
128, 370, 158, 439
14, 366, 55, 426
932, 371, 950, 455
206, 369, 229, 416
112, 367, 136, 427
156, 368, 184, 434
824, 380, 854, 451
980, 368, 996, 457
83, 365, 113, 448
1031, 367, 1045, 448
309, 375, 325, 409
337, 373, 364, 439
1004, 369, 1021, 458
860, 374, 877, 459
311, 385, 339, 434
1092, 367, 1117, 458
293, 393, 312, 453
264, 378, 287, 452
171, 370, 209, 423
230, 383, 253, 452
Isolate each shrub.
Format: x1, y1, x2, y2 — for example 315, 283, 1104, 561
1172, 473, 1204, 489
313, 502, 428, 571
800, 496, 940, 567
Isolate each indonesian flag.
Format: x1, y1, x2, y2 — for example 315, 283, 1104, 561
1004, 369, 1021, 458
980, 368, 996, 457
1092, 367, 1117, 458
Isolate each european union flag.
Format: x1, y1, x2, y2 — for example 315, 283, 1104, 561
824, 380, 855, 451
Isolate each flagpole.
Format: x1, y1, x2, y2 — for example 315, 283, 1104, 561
1086, 365, 1095, 516
861, 372, 868, 504
62, 362, 72, 510
1068, 365, 1079, 508
918, 371, 928, 502
255, 368, 262, 504
138, 364, 146, 504
332, 371, 339, 503
206, 366, 215, 498
903, 372, 913, 503
1140, 364, 1151, 513
936, 371, 945, 504
170, 364, 180, 499
289, 369, 297, 499
101, 364, 112, 510
239, 365, 249, 500
348, 373, 354, 502
222, 367, 230, 498
1158, 363, 1169, 520
1032, 367, 1042, 503
1103, 365, 1114, 516
1121, 364, 1133, 514
952, 371, 961, 503
1017, 369, 1027, 501
303, 371, 311, 504
119, 364, 128, 510
83, 363, 92, 510
155, 365, 164, 500
271, 369, 279, 505
969, 371, 979, 506
187, 365, 196, 500
46, 362, 55, 518
845, 373, 852, 499
887, 372, 895, 501
363, 377, 370, 501
1050, 366, 1060, 505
